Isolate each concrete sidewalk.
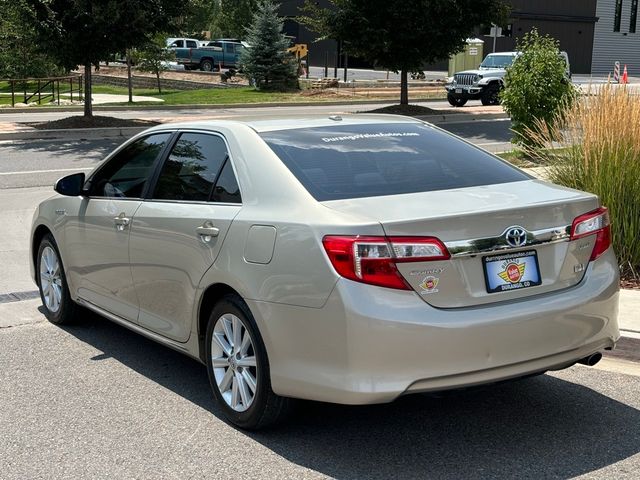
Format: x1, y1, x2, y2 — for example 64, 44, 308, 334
620, 289, 640, 338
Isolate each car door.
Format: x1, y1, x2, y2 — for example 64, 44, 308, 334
64, 132, 172, 321
129, 131, 242, 342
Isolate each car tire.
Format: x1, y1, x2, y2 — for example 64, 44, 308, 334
481, 84, 501, 106
205, 293, 292, 430
36, 234, 78, 325
200, 59, 214, 72
447, 94, 468, 107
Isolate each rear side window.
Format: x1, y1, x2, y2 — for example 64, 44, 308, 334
153, 133, 229, 202
186, 40, 198, 48
260, 123, 528, 201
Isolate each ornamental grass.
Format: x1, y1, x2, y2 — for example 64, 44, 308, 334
524, 83, 640, 280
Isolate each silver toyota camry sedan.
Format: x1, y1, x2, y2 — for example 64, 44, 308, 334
30, 115, 620, 429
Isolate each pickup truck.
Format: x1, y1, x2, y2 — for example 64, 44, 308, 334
173, 40, 245, 71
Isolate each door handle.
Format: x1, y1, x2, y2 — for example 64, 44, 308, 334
196, 221, 220, 243
114, 213, 130, 231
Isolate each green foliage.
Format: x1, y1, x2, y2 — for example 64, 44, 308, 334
240, 1, 298, 91
526, 85, 640, 279
500, 29, 577, 146
0, 0, 64, 78
300, 0, 509, 104
217, 0, 259, 38
181, 0, 222, 37
131, 34, 175, 93
26, 0, 183, 114
26, 0, 183, 70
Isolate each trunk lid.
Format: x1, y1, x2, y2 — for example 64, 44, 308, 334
322, 180, 599, 308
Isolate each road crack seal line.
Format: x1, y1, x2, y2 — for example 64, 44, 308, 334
0, 290, 40, 304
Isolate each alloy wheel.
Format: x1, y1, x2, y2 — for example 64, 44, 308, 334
39, 246, 62, 313
210, 313, 258, 412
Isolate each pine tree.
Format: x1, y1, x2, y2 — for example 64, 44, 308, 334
240, 1, 298, 91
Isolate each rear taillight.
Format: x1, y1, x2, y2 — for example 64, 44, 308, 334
570, 207, 611, 261
322, 235, 450, 290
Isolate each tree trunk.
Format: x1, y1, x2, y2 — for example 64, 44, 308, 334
400, 68, 408, 105
127, 51, 133, 103
83, 63, 92, 117
156, 70, 162, 94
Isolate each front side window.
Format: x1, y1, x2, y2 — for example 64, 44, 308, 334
260, 123, 528, 201
89, 133, 170, 198
153, 132, 231, 202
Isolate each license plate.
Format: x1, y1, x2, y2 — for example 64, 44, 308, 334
483, 250, 541, 293
455, 88, 463, 94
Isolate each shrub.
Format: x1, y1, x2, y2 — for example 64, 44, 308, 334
501, 29, 576, 146
525, 84, 640, 280
240, 0, 298, 91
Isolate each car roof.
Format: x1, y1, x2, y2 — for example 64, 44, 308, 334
144, 114, 424, 134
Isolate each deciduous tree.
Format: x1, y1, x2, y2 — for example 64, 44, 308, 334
27, 0, 182, 116
300, 0, 509, 105
132, 34, 176, 94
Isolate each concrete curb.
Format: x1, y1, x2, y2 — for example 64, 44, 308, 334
1, 126, 148, 141
0, 112, 510, 141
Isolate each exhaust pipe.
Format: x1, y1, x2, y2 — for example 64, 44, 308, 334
578, 352, 603, 367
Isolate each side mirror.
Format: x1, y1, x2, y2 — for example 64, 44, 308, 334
54, 172, 86, 197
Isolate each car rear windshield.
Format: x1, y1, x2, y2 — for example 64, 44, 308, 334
260, 123, 529, 201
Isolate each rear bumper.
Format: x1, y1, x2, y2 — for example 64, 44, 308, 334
249, 249, 619, 404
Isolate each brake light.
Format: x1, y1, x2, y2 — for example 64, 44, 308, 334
570, 207, 611, 261
322, 235, 450, 290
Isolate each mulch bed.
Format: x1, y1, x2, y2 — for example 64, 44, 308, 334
28, 115, 159, 130
621, 278, 640, 290
366, 104, 445, 116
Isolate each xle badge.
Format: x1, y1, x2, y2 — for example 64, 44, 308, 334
419, 275, 439, 294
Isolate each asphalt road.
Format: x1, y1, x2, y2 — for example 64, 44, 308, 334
1, 306, 639, 480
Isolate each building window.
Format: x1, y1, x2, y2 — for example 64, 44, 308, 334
631, 0, 638, 33
615, 0, 623, 32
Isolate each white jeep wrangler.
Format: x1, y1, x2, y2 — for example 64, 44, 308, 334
445, 51, 570, 107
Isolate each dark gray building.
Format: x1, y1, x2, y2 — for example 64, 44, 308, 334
279, 1, 604, 74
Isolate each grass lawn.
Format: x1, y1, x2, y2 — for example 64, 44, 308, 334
92, 85, 308, 105
0, 80, 446, 107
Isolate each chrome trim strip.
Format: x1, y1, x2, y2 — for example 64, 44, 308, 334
445, 224, 571, 258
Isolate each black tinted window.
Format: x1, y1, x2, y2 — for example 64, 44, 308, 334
211, 160, 241, 203
260, 123, 528, 201
154, 133, 228, 201
186, 40, 198, 48
91, 133, 170, 198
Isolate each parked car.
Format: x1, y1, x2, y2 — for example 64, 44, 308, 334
174, 39, 245, 71
445, 51, 571, 107
31, 115, 619, 429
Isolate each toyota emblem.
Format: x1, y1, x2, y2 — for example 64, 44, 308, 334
504, 226, 527, 247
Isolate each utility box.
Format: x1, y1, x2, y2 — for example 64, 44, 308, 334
448, 38, 484, 76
